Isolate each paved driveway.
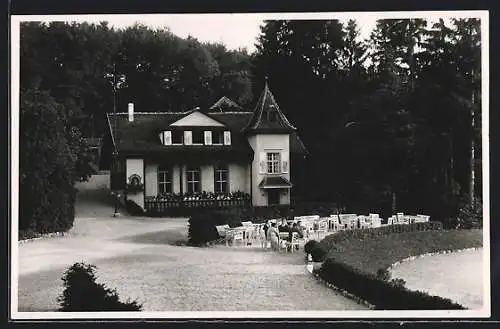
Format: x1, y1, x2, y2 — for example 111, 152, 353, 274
17, 174, 366, 312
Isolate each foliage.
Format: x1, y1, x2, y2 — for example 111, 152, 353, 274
303, 239, 328, 262
457, 196, 483, 229
253, 18, 481, 223
376, 268, 391, 281
316, 258, 464, 310
188, 211, 243, 245
19, 89, 77, 236
125, 199, 145, 215
320, 228, 482, 276
58, 262, 142, 311
304, 240, 319, 255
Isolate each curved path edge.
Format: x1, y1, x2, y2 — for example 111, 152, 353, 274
387, 247, 483, 309
387, 247, 483, 272
305, 255, 376, 310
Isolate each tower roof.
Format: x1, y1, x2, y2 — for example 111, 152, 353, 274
242, 79, 296, 134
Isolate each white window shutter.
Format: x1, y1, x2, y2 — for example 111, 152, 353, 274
184, 131, 192, 145
224, 131, 231, 145
282, 151, 289, 173
259, 152, 266, 174
159, 132, 164, 143
164, 131, 172, 145
204, 131, 212, 145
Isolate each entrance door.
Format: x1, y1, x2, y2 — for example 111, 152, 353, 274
267, 189, 280, 205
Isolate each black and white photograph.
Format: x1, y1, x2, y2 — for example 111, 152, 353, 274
10, 10, 490, 319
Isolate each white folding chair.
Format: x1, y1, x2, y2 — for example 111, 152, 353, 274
287, 232, 300, 253
278, 232, 289, 252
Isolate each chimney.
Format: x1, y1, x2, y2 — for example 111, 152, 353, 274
128, 103, 134, 122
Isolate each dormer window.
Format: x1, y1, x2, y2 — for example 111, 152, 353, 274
213, 131, 224, 145
192, 130, 204, 145
224, 131, 231, 145
160, 131, 172, 145
172, 131, 183, 145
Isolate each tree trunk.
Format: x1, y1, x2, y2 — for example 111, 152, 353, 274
392, 190, 397, 214
470, 85, 475, 207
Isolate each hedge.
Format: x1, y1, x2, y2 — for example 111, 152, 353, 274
316, 258, 465, 310
58, 262, 142, 311
188, 211, 243, 246
319, 221, 443, 252
304, 240, 328, 262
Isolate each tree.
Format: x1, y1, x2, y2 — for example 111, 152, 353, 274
20, 89, 77, 234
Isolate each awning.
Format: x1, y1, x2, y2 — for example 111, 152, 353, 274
258, 176, 293, 189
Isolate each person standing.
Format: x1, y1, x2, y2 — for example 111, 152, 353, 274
268, 222, 280, 251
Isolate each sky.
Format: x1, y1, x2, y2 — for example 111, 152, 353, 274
28, 11, 483, 53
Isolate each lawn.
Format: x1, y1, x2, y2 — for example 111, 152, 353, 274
322, 229, 483, 275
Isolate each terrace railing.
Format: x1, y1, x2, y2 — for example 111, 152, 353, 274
144, 197, 251, 215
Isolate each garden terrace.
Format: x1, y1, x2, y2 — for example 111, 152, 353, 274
144, 192, 251, 215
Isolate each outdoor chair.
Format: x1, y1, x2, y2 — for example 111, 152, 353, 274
232, 230, 244, 246
215, 224, 230, 238
287, 232, 300, 253
278, 232, 289, 252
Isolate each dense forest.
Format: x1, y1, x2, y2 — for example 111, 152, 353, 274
19, 18, 481, 235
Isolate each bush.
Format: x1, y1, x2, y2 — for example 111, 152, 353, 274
125, 199, 144, 215
303, 240, 328, 262
188, 213, 218, 246
304, 240, 319, 254
57, 262, 142, 311
319, 221, 443, 252
188, 211, 242, 246
20, 90, 85, 237
311, 243, 328, 262
457, 197, 483, 229
317, 258, 464, 310
376, 268, 391, 281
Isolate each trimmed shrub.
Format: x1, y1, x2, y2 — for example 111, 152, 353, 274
319, 221, 443, 252
376, 268, 391, 281
57, 262, 142, 311
188, 213, 218, 246
317, 258, 464, 310
304, 240, 328, 262
188, 211, 242, 245
304, 240, 319, 254
310, 243, 328, 262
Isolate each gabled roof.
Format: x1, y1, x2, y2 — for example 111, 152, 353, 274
243, 79, 297, 134
106, 111, 307, 157
209, 96, 243, 111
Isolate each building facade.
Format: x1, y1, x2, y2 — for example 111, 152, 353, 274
101, 81, 307, 212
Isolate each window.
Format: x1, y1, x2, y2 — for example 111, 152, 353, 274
172, 130, 183, 144
186, 166, 201, 193
224, 131, 231, 145
158, 166, 172, 194
214, 164, 229, 193
267, 152, 281, 174
212, 131, 224, 144
192, 130, 204, 144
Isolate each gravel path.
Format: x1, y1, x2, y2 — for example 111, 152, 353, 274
17, 174, 366, 312
390, 249, 484, 309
